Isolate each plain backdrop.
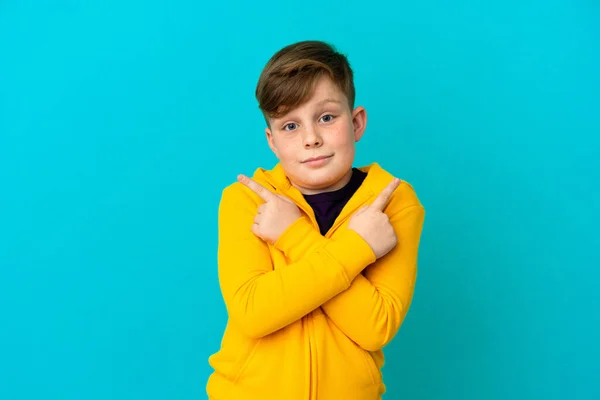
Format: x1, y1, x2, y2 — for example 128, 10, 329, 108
1, 1, 599, 399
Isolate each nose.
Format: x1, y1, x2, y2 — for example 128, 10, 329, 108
303, 124, 323, 149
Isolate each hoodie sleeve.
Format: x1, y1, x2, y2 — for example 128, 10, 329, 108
277, 184, 425, 352
216, 183, 376, 339
320, 203, 425, 351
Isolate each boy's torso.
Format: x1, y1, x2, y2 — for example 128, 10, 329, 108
207, 163, 400, 400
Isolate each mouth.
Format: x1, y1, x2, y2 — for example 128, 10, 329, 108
301, 154, 333, 163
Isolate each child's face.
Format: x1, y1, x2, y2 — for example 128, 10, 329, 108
265, 75, 367, 195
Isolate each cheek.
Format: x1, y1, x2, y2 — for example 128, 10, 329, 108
275, 140, 298, 161
330, 128, 356, 150
331, 120, 354, 141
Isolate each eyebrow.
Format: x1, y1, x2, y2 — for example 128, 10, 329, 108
316, 98, 342, 106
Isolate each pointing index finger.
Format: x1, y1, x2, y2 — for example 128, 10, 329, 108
371, 178, 400, 211
238, 174, 275, 202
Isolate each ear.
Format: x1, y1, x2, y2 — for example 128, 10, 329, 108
265, 127, 279, 158
351, 106, 367, 142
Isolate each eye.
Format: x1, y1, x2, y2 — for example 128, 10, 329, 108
283, 123, 298, 131
320, 114, 335, 123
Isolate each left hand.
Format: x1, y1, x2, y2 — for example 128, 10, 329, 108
238, 174, 302, 243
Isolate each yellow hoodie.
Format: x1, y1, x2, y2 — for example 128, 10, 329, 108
206, 162, 425, 400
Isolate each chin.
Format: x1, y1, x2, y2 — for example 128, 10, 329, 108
297, 170, 348, 190
304, 179, 337, 190
283, 159, 352, 190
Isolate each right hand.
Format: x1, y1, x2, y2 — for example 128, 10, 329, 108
348, 178, 400, 259
237, 174, 302, 244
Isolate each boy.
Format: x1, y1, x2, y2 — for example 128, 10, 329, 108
206, 40, 425, 400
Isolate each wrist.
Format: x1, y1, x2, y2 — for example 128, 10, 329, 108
274, 215, 327, 261
321, 229, 377, 284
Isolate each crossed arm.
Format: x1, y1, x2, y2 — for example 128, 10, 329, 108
216, 180, 424, 350
277, 205, 425, 351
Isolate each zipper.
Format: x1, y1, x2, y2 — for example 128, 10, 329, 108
275, 186, 319, 400
273, 178, 375, 400
309, 315, 317, 400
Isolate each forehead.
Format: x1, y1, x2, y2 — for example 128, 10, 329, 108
272, 76, 347, 121
309, 75, 346, 102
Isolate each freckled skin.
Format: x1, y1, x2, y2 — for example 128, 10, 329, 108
265, 75, 368, 195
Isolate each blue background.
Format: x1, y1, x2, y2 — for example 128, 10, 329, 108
1, 1, 598, 399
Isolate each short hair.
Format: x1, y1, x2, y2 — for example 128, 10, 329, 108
255, 40, 355, 122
